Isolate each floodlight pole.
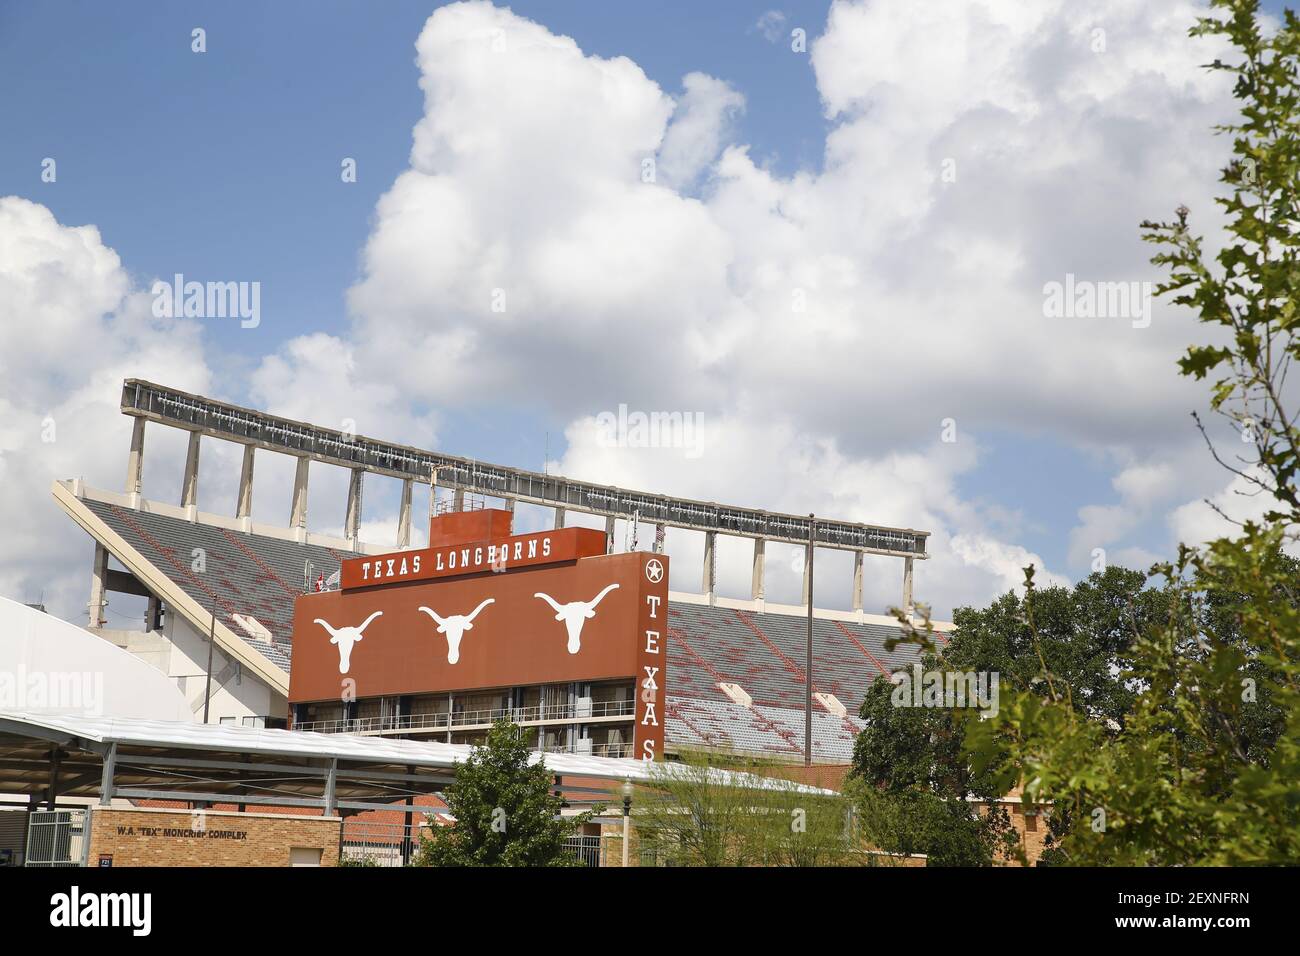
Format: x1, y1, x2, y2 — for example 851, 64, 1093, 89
805, 513, 815, 767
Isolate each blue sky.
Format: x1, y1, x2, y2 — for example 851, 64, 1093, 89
0, 0, 837, 492
0, 1, 1272, 617
1, 0, 830, 357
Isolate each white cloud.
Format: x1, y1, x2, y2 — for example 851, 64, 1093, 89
657, 72, 746, 190
0, 196, 212, 618
753, 11, 788, 45
1169, 467, 1283, 547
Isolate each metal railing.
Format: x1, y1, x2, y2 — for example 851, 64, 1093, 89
339, 824, 609, 867
25, 809, 90, 868
295, 699, 636, 735
590, 742, 634, 758
563, 835, 602, 867
340, 820, 427, 867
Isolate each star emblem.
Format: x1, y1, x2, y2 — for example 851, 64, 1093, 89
645, 559, 664, 583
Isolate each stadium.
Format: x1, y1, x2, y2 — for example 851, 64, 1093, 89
0, 378, 1054, 868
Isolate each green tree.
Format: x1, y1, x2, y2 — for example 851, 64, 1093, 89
848, 639, 1016, 866
412, 720, 596, 867
848, 568, 1159, 865
634, 750, 858, 866
963, 0, 1300, 865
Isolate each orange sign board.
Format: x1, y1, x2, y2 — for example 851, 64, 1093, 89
290, 551, 669, 760
339, 527, 607, 590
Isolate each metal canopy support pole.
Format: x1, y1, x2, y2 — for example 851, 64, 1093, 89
324, 758, 338, 815
622, 781, 632, 868
99, 742, 117, 806
805, 514, 815, 768
401, 765, 416, 865
46, 747, 62, 810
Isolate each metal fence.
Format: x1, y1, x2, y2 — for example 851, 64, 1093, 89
563, 835, 602, 867
25, 809, 90, 867
340, 820, 426, 867
340, 822, 609, 867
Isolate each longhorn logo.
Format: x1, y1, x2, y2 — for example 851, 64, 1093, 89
416, 598, 495, 664
533, 584, 620, 654
313, 611, 382, 674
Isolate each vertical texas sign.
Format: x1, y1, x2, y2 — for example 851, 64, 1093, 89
636, 553, 669, 761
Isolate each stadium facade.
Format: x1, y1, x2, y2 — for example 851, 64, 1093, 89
56, 380, 950, 766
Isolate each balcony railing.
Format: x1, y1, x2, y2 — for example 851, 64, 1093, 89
294, 699, 636, 736
589, 742, 635, 758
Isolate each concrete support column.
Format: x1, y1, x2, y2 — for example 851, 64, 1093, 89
290, 457, 310, 529
236, 445, 255, 519
703, 531, 717, 604
397, 479, 413, 548
181, 431, 201, 510
852, 551, 864, 612
903, 556, 915, 616
146, 594, 161, 632
124, 417, 146, 501
605, 515, 616, 554
344, 468, 364, 542
452, 488, 465, 512
554, 506, 566, 529
88, 542, 109, 629
750, 538, 766, 601
503, 497, 516, 513
802, 543, 813, 607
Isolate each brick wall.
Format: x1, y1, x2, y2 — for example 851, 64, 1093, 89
978, 799, 1051, 866
88, 806, 341, 867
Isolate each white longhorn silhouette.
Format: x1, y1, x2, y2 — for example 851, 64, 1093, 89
533, 584, 620, 654
416, 598, 495, 664
314, 611, 383, 674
